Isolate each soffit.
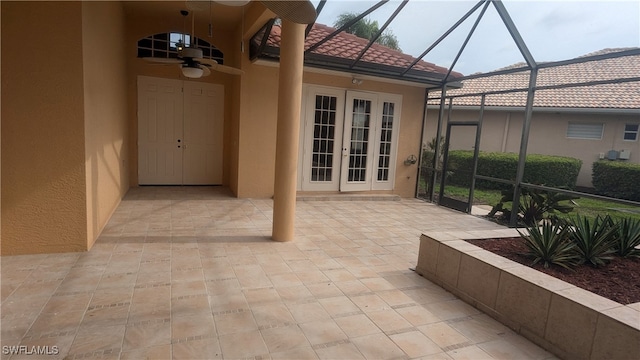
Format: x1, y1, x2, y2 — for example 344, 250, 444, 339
122, 1, 244, 30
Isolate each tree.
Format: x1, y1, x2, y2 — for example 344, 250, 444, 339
334, 12, 401, 51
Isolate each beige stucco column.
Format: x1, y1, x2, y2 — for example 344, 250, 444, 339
272, 20, 305, 242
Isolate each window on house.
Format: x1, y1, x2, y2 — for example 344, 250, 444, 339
566, 122, 604, 140
137, 32, 224, 64
623, 124, 639, 141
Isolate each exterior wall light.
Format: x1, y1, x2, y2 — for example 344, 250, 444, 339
404, 154, 417, 165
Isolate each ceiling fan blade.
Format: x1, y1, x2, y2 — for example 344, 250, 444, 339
212, 64, 244, 75
195, 58, 218, 66
201, 66, 212, 77
260, 0, 316, 24
194, 58, 242, 75
143, 57, 184, 64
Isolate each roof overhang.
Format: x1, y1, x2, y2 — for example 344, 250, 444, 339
249, 16, 462, 89
426, 105, 640, 115
253, 58, 460, 89
255, 46, 457, 88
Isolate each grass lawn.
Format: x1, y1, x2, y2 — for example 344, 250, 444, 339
569, 197, 640, 222
439, 185, 640, 221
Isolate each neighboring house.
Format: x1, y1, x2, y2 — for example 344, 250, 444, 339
1, 2, 459, 255
425, 48, 640, 188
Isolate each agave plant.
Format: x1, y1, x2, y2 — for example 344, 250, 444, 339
518, 190, 579, 226
518, 221, 578, 269
567, 215, 617, 267
489, 188, 579, 226
614, 217, 640, 258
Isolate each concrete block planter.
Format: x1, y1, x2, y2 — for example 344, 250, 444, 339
416, 232, 640, 360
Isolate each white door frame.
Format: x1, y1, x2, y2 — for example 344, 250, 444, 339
138, 76, 224, 185
298, 85, 402, 192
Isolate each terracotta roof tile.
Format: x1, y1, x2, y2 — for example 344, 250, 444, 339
434, 48, 640, 109
267, 23, 460, 78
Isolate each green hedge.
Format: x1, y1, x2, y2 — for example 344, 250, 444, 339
446, 151, 582, 190
592, 161, 640, 201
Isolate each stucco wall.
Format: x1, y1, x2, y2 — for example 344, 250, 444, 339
1, 2, 88, 254
425, 109, 640, 188
236, 63, 280, 198
82, 2, 129, 248
233, 63, 427, 199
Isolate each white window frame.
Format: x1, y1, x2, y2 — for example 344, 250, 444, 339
566, 122, 604, 140
137, 32, 224, 63
623, 123, 639, 141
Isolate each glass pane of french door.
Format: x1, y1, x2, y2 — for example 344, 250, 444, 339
348, 98, 371, 182
377, 102, 394, 182
311, 95, 337, 182
341, 91, 378, 191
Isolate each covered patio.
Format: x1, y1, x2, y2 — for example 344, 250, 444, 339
2, 1, 636, 359
0, 187, 554, 359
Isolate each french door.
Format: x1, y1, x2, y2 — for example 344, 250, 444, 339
138, 76, 223, 185
299, 86, 401, 192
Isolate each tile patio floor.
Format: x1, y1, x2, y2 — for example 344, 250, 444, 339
1, 186, 557, 360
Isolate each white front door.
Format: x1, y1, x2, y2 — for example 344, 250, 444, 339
183, 81, 224, 185
299, 86, 401, 192
138, 76, 224, 185
138, 77, 184, 185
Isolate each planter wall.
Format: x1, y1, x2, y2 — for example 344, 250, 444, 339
416, 233, 640, 360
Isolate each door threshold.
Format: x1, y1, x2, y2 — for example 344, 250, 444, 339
296, 194, 401, 201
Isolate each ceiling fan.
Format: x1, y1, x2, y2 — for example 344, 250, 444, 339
144, 1, 316, 79
143, 10, 244, 79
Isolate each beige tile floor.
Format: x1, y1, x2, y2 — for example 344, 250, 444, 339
1, 186, 557, 360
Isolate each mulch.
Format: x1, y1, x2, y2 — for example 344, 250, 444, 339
466, 237, 640, 305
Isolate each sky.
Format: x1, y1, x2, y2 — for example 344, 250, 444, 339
310, 0, 640, 75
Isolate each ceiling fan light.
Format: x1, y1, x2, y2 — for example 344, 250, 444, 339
182, 66, 204, 78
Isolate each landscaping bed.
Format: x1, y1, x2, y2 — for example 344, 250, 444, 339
467, 237, 640, 305
416, 233, 640, 360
